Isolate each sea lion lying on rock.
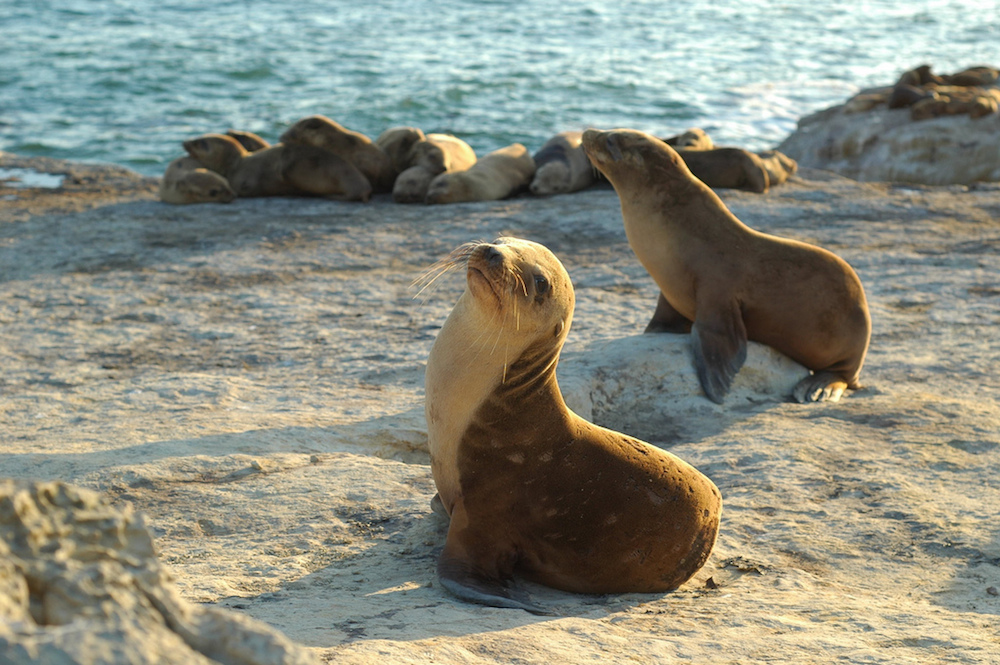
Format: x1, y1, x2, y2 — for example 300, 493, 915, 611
529, 131, 595, 196
280, 115, 396, 192
183, 133, 372, 202
158, 156, 236, 205
225, 129, 270, 152
425, 143, 535, 204
676, 147, 770, 193
392, 133, 478, 204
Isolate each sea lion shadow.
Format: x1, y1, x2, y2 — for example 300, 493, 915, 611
558, 333, 811, 444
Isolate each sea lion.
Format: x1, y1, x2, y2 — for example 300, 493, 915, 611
943, 66, 999, 87
663, 128, 714, 151
375, 126, 427, 174
393, 133, 478, 203
158, 156, 236, 205
676, 147, 770, 193
425, 143, 535, 204
528, 131, 595, 196
225, 129, 270, 152
280, 115, 396, 192
582, 128, 871, 403
424, 236, 722, 613
755, 150, 798, 187
182, 133, 372, 202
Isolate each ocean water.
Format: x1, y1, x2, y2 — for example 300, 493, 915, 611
1, 0, 997, 176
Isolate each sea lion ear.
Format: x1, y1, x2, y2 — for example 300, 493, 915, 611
554, 320, 564, 337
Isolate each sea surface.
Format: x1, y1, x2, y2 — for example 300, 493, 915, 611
1, 0, 997, 176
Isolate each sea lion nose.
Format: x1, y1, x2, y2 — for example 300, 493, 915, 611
483, 245, 503, 266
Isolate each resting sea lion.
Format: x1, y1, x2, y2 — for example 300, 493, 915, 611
677, 147, 770, 193
182, 133, 372, 202
225, 130, 270, 152
158, 156, 236, 205
529, 131, 595, 196
376, 126, 427, 174
425, 143, 534, 204
393, 133, 478, 203
424, 236, 722, 613
582, 128, 871, 403
280, 115, 396, 192
663, 128, 714, 151
755, 150, 798, 187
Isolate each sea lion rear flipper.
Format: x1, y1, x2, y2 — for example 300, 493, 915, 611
437, 502, 553, 615
644, 292, 693, 334
792, 371, 848, 403
691, 303, 748, 403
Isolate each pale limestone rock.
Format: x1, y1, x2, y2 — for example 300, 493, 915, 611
778, 99, 1000, 185
558, 334, 809, 443
0, 480, 318, 665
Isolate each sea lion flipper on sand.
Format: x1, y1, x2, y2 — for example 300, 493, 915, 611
437, 500, 553, 615
644, 292, 693, 334
792, 371, 848, 404
690, 300, 748, 404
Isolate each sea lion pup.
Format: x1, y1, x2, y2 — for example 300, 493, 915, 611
528, 131, 595, 196
663, 127, 714, 151
392, 133, 478, 203
755, 149, 798, 187
676, 147, 770, 193
582, 128, 871, 404
182, 133, 372, 202
375, 126, 427, 174
280, 115, 396, 192
425, 143, 535, 204
225, 129, 270, 152
423, 237, 722, 613
158, 156, 236, 205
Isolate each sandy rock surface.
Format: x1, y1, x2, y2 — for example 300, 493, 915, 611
778, 94, 1000, 186
2, 156, 1000, 663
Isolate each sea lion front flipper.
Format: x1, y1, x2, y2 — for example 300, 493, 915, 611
436, 501, 552, 615
792, 371, 848, 403
644, 292, 693, 334
691, 301, 748, 403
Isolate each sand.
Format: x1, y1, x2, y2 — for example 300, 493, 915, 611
2, 153, 999, 663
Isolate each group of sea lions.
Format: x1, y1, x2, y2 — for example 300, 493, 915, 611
159, 115, 798, 205
843, 64, 1000, 120
424, 128, 870, 613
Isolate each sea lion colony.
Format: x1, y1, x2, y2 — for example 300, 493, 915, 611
163, 117, 797, 205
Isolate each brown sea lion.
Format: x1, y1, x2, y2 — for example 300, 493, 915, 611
182, 133, 372, 202
424, 236, 722, 613
375, 126, 427, 174
280, 115, 396, 192
425, 143, 535, 204
755, 150, 798, 187
582, 128, 871, 403
158, 156, 236, 205
225, 130, 270, 152
392, 133, 478, 203
528, 131, 596, 196
663, 128, 714, 151
676, 147, 770, 193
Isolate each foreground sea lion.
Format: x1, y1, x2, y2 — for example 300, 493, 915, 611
423, 236, 722, 613
529, 130, 595, 196
393, 133, 478, 203
182, 133, 372, 202
280, 115, 396, 192
425, 143, 534, 204
582, 128, 871, 403
158, 156, 236, 205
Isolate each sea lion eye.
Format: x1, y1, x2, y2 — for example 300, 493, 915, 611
534, 274, 549, 297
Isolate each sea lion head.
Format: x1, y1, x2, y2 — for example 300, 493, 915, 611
174, 171, 236, 204
376, 126, 427, 173
582, 128, 699, 200
392, 165, 435, 203
529, 161, 572, 196
424, 171, 467, 204
428, 237, 575, 362
182, 134, 247, 174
